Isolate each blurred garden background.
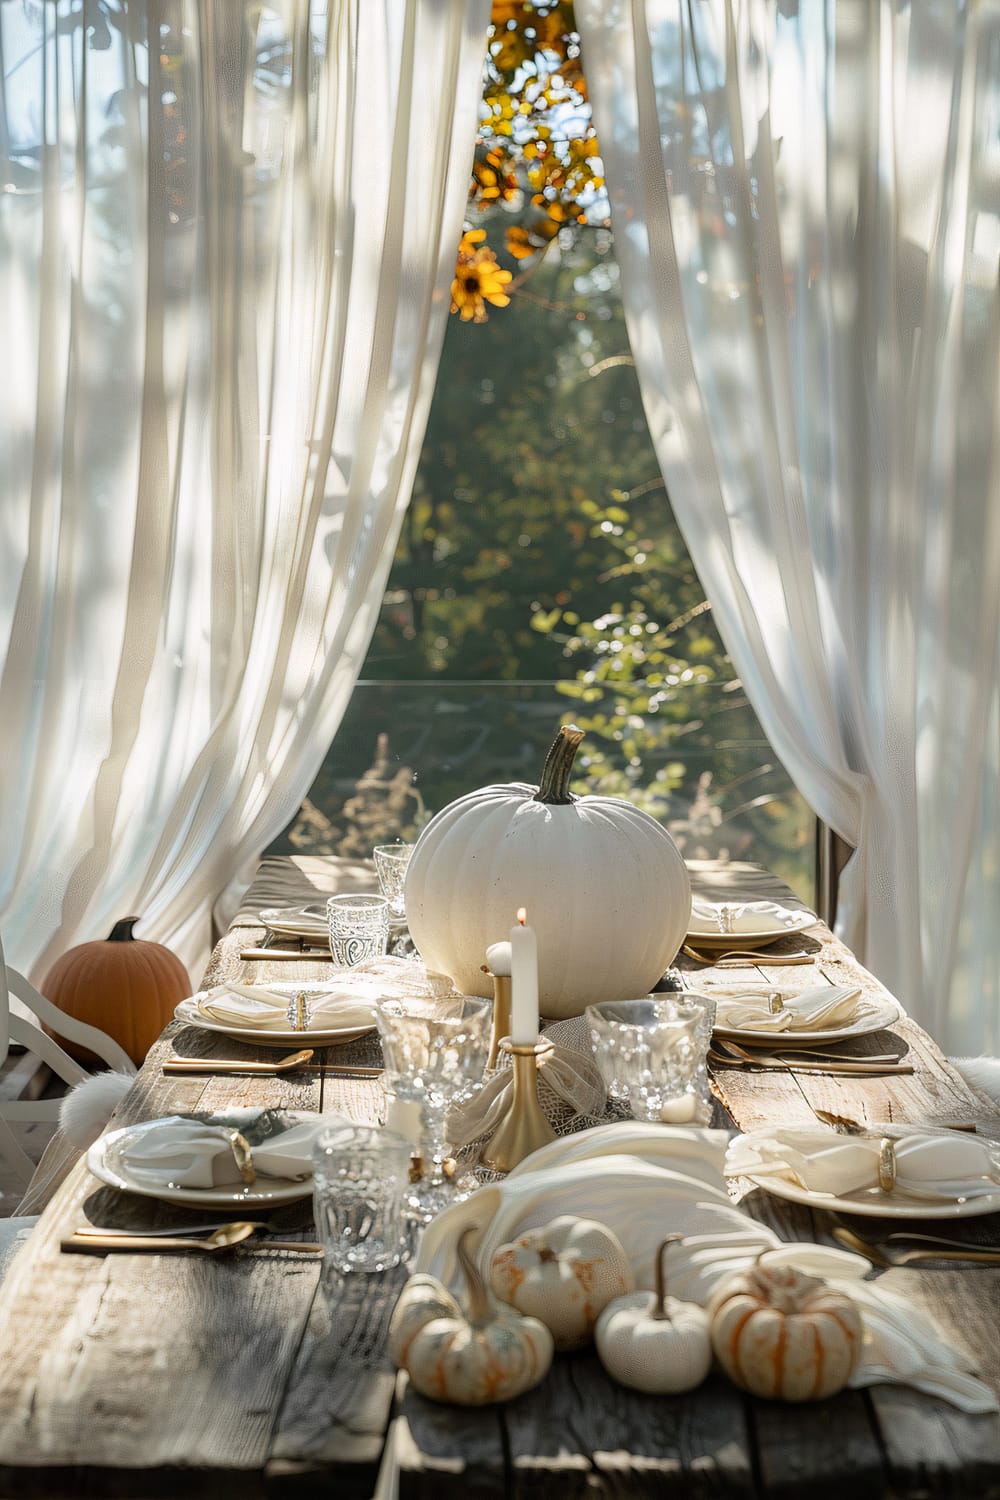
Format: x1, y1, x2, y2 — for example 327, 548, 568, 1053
269, 0, 814, 901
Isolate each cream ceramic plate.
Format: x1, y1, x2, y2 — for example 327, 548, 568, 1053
713, 994, 902, 1047
687, 906, 819, 950
258, 903, 330, 942
743, 1169, 1000, 1220
88, 1111, 315, 1207
174, 991, 374, 1048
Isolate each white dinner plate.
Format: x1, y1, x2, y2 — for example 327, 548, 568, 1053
743, 1168, 1000, 1220
174, 990, 374, 1049
88, 1111, 315, 1207
687, 906, 819, 951
258, 903, 330, 942
713, 994, 902, 1046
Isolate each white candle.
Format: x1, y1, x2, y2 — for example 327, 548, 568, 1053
509, 908, 539, 1045
485, 940, 512, 977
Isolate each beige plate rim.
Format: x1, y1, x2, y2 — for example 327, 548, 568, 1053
744, 1168, 1000, 1219
686, 908, 819, 950
712, 995, 902, 1047
173, 995, 374, 1049
258, 903, 331, 940
87, 1116, 315, 1207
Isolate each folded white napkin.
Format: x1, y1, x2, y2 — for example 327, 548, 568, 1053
122, 1113, 330, 1189
415, 1123, 999, 1414
727, 1126, 1000, 1200
196, 981, 376, 1032
713, 984, 864, 1033
689, 898, 814, 936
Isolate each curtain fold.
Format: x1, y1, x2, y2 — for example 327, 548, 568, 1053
0, 0, 491, 982
576, 0, 1000, 1051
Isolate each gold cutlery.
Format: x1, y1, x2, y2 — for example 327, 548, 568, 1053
709, 1040, 914, 1075
162, 1053, 382, 1078
886, 1230, 998, 1250
73, 1219, 281, 1239
833, 1226, 1000, 1268
163, 1048, 316, 1074
61, 1223, 323, 1256
814, 1109, 977, 1134
239, 947, 333, 961
683, 944, 817, 967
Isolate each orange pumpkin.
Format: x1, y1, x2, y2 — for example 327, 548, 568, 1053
43, 917, 191, 1065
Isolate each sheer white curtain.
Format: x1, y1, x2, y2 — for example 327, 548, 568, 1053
0, 0, 490, 983
576, 0, 1000, 1052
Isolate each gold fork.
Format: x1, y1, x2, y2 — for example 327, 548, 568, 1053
833, 1226, 1000, 1268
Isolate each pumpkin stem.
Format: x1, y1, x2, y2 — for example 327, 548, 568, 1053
106, 918, 141, 942
457, 1225, 494, 1329
534, 725, 585, 806
652, 1234, 684, 1321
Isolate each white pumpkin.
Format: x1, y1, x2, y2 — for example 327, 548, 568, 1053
392, 1227, 553, 1406
708, 1253, 863, 1402
388, 1274, 462, 1370
595, 1235, 712, 1394
489, 1214, 634, 1352
404, 725, 692, 1019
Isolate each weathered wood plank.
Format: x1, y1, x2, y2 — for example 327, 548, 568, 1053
748, 1390, 888, 1499
266, 1262, 409, 1498
503, 1359, 755, 1499
396, 1373, 509, 1500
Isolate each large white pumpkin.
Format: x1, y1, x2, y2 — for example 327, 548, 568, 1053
405, 725, 692, 1019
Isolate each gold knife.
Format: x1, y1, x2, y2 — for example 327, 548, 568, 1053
61, 1234, 322, 1255
163, 1059, 382, 1077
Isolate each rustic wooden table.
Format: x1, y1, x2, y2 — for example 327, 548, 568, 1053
0, 855, 998, 1499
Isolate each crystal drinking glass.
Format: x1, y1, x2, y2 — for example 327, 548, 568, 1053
376, 993, 492, 1220
373, 843, 414, 922
312, 1122, 413, 1276
326, 893, 389, 968
586, 997, 710, 1124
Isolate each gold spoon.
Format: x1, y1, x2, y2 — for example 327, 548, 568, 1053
832, 1226, 1000, 1268
163, 1048, 316, 1075
61, 1222, 322, 1255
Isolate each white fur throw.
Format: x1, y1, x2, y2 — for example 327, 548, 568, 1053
949, 1057, 1000, 1108
58, 1071, 134, 1149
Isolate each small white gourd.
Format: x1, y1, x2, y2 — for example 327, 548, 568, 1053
595, 1234, 712, 1394
708, 1252, 863, 1402
392, 1227, 554, 1406
490, 1214, 634, 1352
388, 1274, 462, 1370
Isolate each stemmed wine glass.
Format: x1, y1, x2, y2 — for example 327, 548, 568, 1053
375, 994, 492, 1221
373, 843, 414, 956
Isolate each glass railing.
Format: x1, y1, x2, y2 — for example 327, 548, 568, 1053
269, 679, 816, 905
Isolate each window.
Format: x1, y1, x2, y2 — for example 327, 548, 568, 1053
270, 1, 814, 902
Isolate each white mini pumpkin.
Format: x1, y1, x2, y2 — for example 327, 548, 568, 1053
595, 1234, 712, 1394
490, 1214, 634, 1352
708, 1253, 863, 1402
391, 1227, 553, 1406
404, 725, 692, 1019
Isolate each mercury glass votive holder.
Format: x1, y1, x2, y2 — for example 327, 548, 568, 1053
586, 996, 711, 1125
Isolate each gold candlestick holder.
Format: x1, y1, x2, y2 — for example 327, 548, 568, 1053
484, 970, 511, 1072
480, 1037, 557, 1174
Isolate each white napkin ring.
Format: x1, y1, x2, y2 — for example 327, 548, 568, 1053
878, 1137, 896, 1193
229, 1130, 257, 1186
717, 904, 737, 934
767, 991, 784, 1015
